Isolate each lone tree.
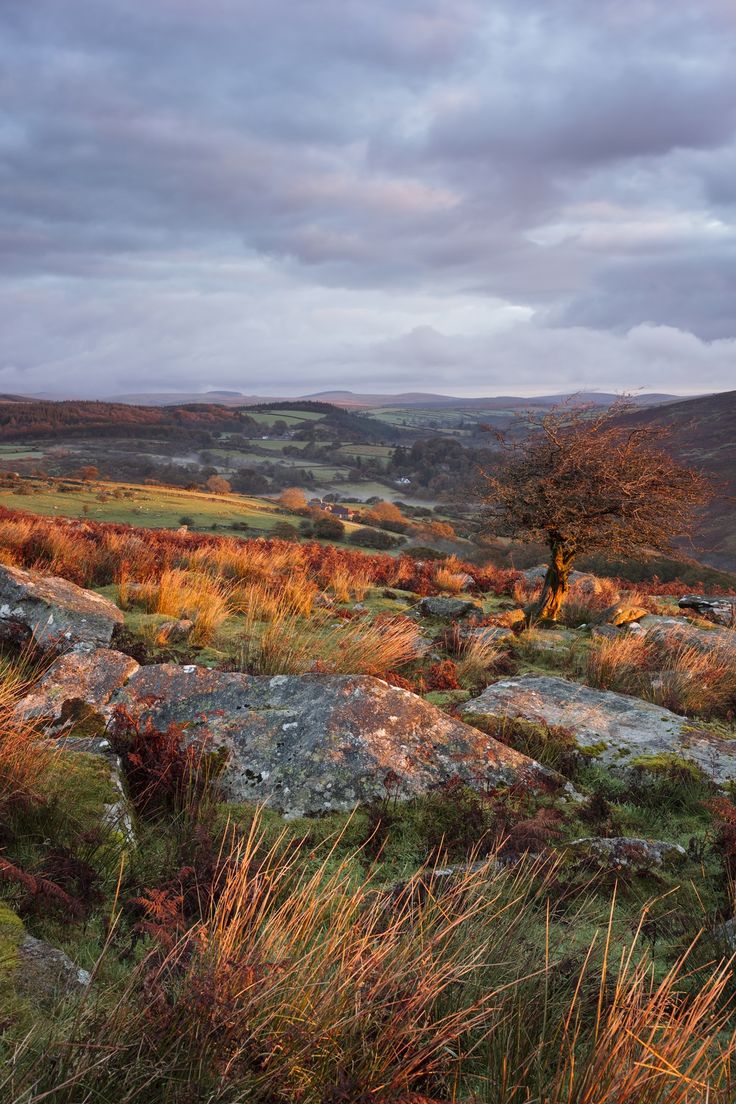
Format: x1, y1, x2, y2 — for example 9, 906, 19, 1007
481, 400, 713, 621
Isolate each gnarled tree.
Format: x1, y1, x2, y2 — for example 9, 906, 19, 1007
481, 400, 713, 621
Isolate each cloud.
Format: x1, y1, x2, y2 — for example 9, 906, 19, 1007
0, 0, 735, 394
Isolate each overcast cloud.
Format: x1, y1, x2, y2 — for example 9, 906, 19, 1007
1, 0, 735, 397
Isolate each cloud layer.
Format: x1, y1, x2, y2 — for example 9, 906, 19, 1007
1, 0, 735, 396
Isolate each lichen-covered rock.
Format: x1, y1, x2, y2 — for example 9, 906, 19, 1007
0, 564, 123, 651
109, 666, 557, 817
16, 934, 91, 1002
566, 836, 686, 870
463, 675, 736, 783
679, 594, 736, 626
16, 648, 139, 726
417, 596, 482, 620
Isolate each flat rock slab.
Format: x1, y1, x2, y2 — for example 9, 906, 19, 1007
109, 665, 555, 817
17, 648, 139, 725
0, 564, 123, 651
462, 675, 736, 784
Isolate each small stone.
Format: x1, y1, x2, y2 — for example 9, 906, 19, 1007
16, 934, 91, 1003
566, 836, 686, 870
156, 618, 194, 645
417, 596, 483, 620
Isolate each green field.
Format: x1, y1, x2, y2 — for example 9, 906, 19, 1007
0, 480, 291, 534
0, 478, 373, 540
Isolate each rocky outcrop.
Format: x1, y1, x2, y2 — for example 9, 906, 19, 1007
679, 594, 736, 626
417, 596, 482, 620
566, 836, 686, 870
462, 674, 736, 783
108, 666, 557, 817
16, 648, 139, 727
0, 564, 123, 651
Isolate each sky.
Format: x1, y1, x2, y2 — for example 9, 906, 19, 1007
1, 0, 736, 398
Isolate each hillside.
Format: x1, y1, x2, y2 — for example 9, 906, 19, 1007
2, 510, 736, 1098
620, 390, 736, 571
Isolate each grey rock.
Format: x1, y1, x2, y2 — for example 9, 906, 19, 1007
713, 916, 736, 950
679, 594, 736, 626
17, 935, 91, 1002
108, 665, 558, 817
16, 648, 139, 726
455, 573, 476, 590
567, 836, 686, 870
463, 675, 736, 783
417, 596, 482, 620
0, 564, 123, 652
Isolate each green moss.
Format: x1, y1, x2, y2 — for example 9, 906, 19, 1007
462, 712, 581, 776
628, 752, 708, 781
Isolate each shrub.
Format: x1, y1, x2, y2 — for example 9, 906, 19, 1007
313, 515, 345, 541
205, 475, 231, 494
271, 520, 299, 541
349, 527, 399, 549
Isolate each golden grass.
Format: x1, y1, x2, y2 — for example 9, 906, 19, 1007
585, 628, 736, 719
132, 569, 234, 645
240, 599, 421, 677
327, 565, 372, 602
455, 631, 504, 686
8, 826, 735, 1103
0, 654, 54, 815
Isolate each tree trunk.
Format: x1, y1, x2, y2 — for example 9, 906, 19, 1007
536, 539, 575, 622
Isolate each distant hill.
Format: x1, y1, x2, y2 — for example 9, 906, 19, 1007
110, 388, 685, 409
619, 391, 736, 571
0, 399, 255, 440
